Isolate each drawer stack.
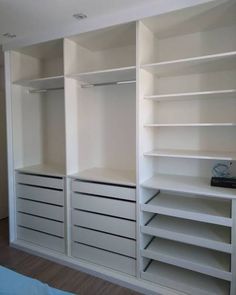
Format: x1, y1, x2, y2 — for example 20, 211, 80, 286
71, 179, 136, 276
16, 172, 65, 253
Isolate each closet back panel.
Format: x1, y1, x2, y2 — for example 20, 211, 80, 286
65, 23, 136, 74
11, 88, 65, 170
141, 1, 236, 64
76, 85, 136, 172
12, 40, 64, 80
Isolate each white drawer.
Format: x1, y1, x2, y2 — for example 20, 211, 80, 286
72, 193, 136, 220
72, 242, 136, 276
72, 180, 135, 201
73, 227, 136, 258
18, 226, 65, 253
17, 198, 64, 222
16, 173, 64, 189
72, 210, 136, 239
16, 184, 64, 206
17, 213, 64, 237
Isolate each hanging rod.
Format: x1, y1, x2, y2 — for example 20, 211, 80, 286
28, 87, 64, 94
28, 80, 136, 93
81, 80, 136, 88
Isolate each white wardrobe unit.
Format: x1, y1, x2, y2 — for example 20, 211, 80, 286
5, 1, 236, 295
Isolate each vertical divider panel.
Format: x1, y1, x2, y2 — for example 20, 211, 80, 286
231, 199, 236, 295
136, 20, 141, 279
64, 176, 71, 256
64, 38, 78, 256
5, 51, 16, 242
64, 39, 80, 175
137, 20, 157, 276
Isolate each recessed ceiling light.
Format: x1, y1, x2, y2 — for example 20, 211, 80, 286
73, 13, 87, 20
2, 33, 16, 38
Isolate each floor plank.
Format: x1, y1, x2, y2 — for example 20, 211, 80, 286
0, 218, 140, 295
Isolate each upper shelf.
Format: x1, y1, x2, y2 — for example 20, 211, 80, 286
144, 123, 236, 127
141, 51, 236, 77
67, 66, 136, 85
144, 149, 236, 161
142, 173, 236, 200
70, 167, 136, 187
144, 89, 236, 102
13, 75, 64, 90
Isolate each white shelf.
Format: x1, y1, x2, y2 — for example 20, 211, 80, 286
142, 174, 236, 200
16, 164, 65, 177
144, 123, 236, 127
70, 167, 136, 186
141, 238, 231, 281
142, 261, 229, 295
144, 89, 236, 102
68, 66, 136, 85
142, 51, 236, 77
141, 215, 231, 253
141, 193, 232, 227
144, 149, 236, 161
13, 75, 64, 89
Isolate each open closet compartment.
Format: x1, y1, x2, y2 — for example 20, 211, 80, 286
137, 1, 236, 295
11, 39, 65, 175
11, 40, 66, 253
64, 23, 136, 185
64, 23, 137, 275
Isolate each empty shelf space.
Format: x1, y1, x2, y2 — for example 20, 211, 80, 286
70, 167, 136, 186
141, 51, 236, 77
142, 238, 231, 281
144, 89, 236, 102
142, 261, 229, 295
13, 75, 64, 89
141, 215, 231, 253
142, 174, 236, 200
144, 149, 236, 161
68, 66, 136, 85
141, 193, 232, 226
16, 164, 65, 177
144, 123, 236, 127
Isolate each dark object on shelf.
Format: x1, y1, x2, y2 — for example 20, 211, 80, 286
211, 177, 236, 189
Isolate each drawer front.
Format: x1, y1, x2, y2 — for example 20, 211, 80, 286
72, 210, 136, 239
17, 198, 64, 222
17, 213, 64, 237
73, 227, 136, 258
16, 184, 64, 206
72, 180, 135, 201
72, 243, 136, 276
18, 226, 65, 253
16, 173, 64, 189
72, 193, 136, 220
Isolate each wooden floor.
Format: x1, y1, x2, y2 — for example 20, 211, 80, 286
0, 219, 140, 295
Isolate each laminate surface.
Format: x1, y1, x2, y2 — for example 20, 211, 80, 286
0, 219, 140, 295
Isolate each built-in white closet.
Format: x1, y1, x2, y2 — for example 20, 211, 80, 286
5, 1, 236, 294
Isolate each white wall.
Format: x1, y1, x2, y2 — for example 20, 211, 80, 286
0, 61, 8, 219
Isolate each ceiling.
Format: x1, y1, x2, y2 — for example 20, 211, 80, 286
0, 0, 150, 45
0, 0, 218, 50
